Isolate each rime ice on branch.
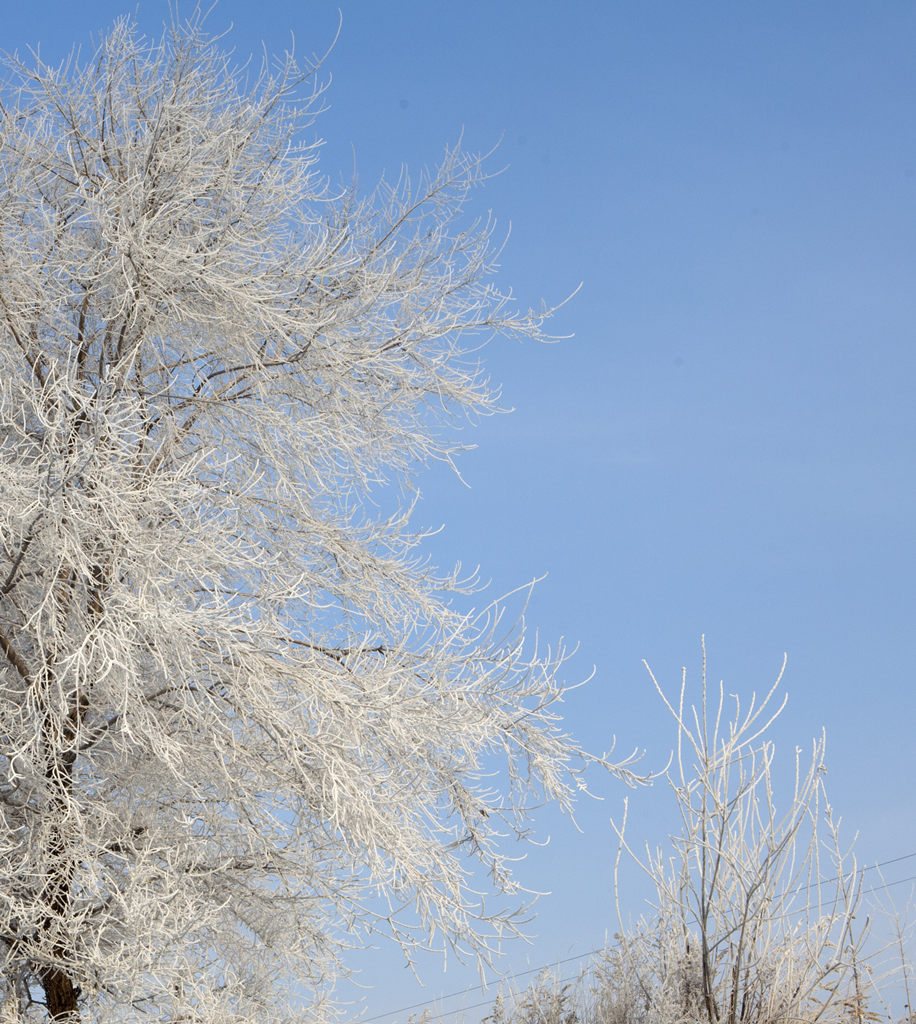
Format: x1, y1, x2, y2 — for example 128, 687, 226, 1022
0, 12, 637, 1024
609, 642, 864, 1024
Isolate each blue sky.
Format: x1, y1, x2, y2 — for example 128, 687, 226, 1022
7, 1, 916, 1019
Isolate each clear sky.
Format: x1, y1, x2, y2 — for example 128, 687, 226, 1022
6, 2, 916, 1020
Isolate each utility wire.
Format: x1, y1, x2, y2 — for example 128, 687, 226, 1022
862, 872, 916, 898
357, 952, 595, 1024
420, 974, 585, 1024
356, 851, 916, 1024
414, 875, 916, 1024
819, 851, 916, 890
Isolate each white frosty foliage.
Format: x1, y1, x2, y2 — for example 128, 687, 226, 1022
0, 13, 637, 1024
608, 642, 864, 1024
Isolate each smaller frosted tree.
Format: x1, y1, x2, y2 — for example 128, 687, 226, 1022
608, 640, 864, 1024
0, 12, 638, 1024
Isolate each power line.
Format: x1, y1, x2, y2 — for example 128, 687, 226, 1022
420, 974, 586, 1024
413, 876, 916, 1024
357, 951, 597, 1024
866, 852, 916, 872
819, 851, 916, 890
406, 865, 916, 1024
355, 851, 916, 1024
862, 872, 916, 898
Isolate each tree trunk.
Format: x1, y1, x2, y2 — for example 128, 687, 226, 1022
36, 675, 85, 1024
40, 966, 79, 1023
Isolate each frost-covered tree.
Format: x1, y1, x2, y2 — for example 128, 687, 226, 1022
0, 14, 635, 1024
608, 641, 865, 1024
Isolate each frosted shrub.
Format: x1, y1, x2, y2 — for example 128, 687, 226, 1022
610, 640, 866, 1024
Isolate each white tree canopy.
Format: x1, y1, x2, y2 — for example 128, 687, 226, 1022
0, 12, 637, 1024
